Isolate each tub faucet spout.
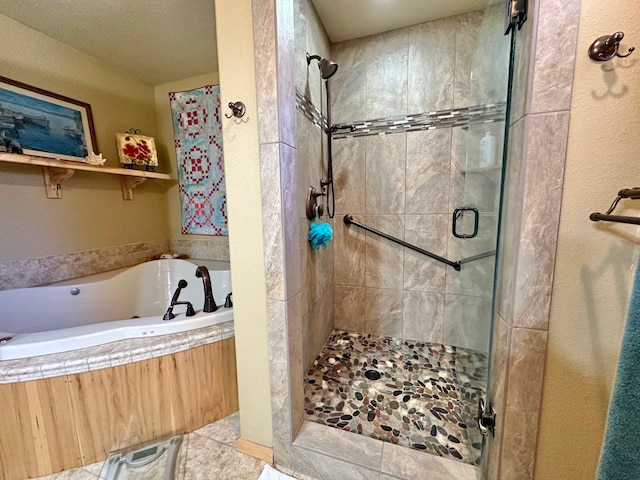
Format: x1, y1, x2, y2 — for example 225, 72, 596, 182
195, 266, 218, 312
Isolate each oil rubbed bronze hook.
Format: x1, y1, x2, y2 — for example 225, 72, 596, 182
588, 32, 635, 61
225, 101, 246, 119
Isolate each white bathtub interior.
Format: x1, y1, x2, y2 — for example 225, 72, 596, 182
0, 259, 233, 360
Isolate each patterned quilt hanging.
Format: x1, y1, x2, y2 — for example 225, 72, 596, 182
169, 85, 228, 235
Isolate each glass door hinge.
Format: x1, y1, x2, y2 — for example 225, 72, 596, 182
478, 398, 497, 437
505, 0, 528, 34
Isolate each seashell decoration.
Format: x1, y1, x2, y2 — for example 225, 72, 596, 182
85, 152, 107, 165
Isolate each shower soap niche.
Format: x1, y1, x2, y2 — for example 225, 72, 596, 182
479, 132, 496, 168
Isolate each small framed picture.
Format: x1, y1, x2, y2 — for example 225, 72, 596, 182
116, 131, 158, 171
0, 75, 97, 162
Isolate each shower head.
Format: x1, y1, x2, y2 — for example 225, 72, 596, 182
319, 58, 338, 79
306, 53, 339, 79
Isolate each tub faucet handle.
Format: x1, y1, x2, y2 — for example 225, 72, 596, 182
173, 301, 196, 317
224, 292, 233, 308
163, 307, 175, 321
163, 301, 195, 320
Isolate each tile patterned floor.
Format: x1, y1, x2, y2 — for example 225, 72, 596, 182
304, 329, 487, 465
32, 413, 310, 480
30, 330, 487, 479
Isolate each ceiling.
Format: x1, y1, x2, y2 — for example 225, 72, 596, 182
0, 0, 494, 85
312, 0, 490, 43
0, 0, 218, 86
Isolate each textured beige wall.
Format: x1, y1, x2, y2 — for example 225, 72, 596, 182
0, 14, 167, 261
215, 0, 273, 447
534, 0, 640, 477
153, 72, 220, 239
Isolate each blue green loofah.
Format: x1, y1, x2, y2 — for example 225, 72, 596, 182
308, 220, 333, 250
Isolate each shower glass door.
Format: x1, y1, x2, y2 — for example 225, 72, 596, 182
451, 1, 514, 475
298, 0, 520, 476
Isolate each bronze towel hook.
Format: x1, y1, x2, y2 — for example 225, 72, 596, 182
225, 101, 246, 119
588, 32, 635, 62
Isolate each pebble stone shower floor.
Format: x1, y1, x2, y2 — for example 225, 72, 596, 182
304, 329, 487, 465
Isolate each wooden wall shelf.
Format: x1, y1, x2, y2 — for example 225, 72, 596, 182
0, 153, 173, 199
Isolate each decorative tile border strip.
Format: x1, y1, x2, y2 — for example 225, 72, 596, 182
331, 103, 507, 139
0, 239, 170, 291
0, 238, 231, 291
295, 88, 328, 132
169, 237, 230, 262
295, 87, 506, 139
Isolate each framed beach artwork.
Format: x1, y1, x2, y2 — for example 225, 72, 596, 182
0, 75, 97, 162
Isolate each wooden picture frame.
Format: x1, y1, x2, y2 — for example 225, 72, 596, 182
0, 75, 97, 162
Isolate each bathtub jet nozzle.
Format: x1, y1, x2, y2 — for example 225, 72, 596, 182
195, 266, 218, 313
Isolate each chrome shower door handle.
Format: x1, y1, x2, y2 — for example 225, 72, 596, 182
452, 207, 479, 239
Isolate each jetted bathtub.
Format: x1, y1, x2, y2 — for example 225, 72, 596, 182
0, 259, 233, 360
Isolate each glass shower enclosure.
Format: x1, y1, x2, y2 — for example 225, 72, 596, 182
296, 0, 521, 476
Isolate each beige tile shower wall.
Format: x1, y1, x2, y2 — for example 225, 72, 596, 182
330, 12, 495, 351
485, 0, 583, 478
296, 0, 335, 370
253, 0, 306, 465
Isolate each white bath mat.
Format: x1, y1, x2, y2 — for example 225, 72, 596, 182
257, 464, 297, 480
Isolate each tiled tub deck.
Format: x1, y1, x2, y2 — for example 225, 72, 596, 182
304, 330, 487, 466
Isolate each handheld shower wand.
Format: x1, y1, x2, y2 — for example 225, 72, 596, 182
306, 53, 339, 218
321, 78, 335, 218
171, 279, 188, 304
163, 279, 196, 320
